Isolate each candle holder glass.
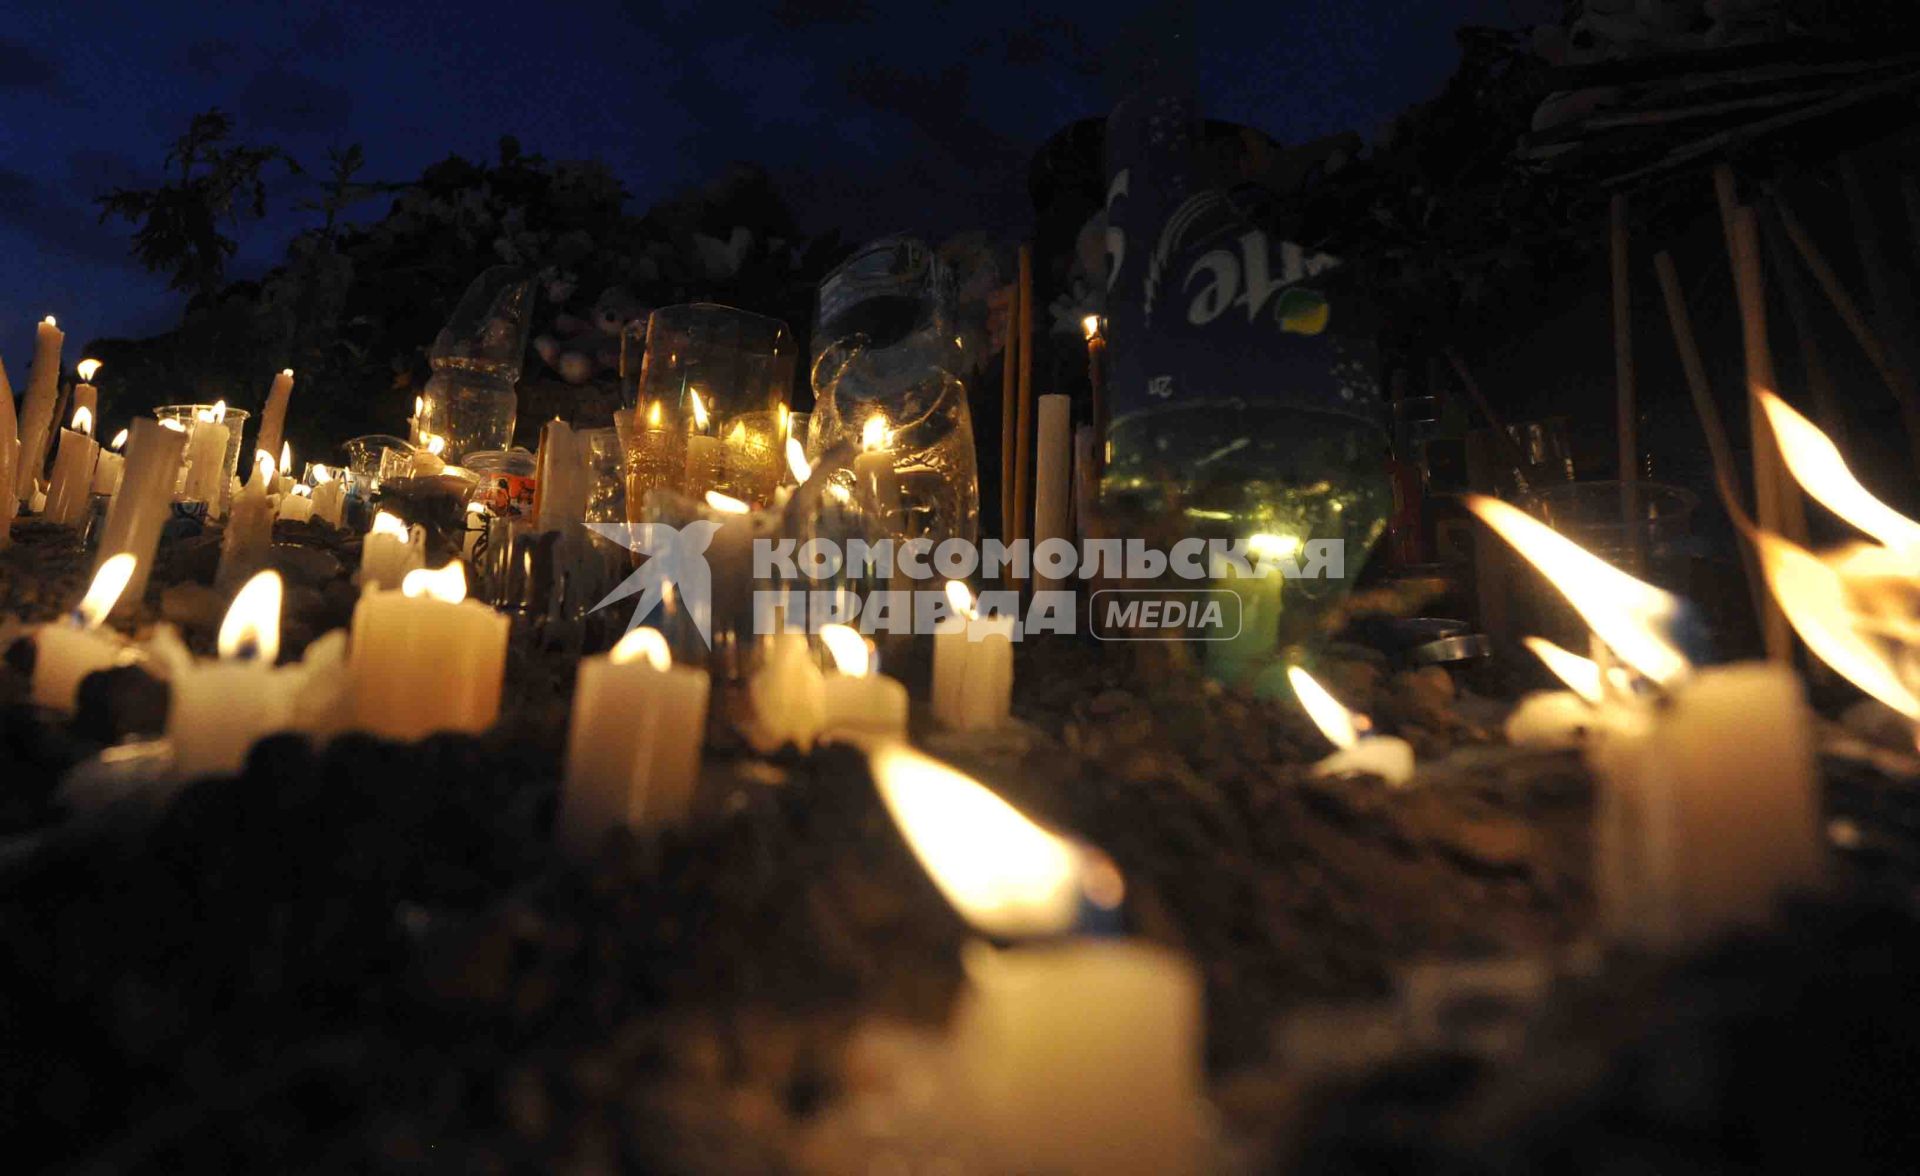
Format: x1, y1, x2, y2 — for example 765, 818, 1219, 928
719, 409, 784, 507
153, 404, 249, 517
637, 304, 795, 427
614, 406, 688, 524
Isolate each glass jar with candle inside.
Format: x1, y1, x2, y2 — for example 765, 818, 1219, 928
634, 304, 795, 503
154, 403, 249, 517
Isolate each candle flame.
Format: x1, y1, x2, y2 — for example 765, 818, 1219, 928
281, 368, 294, 378
820, 623, 871, 678
689, 389, 709, 430
646, 399, 664, 428
71, 405, 93, 434
1523, 637, 1606, 705
109, 427, 128, 450
312, 463, 333, 484
944, 578, 977, 621
217, 570, 283, 663
786, 436, 811, 484
1760, 390, 1920, 554
279, 441, 291, 472
402, 561, 468, 604
414, 395, 424, 417
76, 554, 137, 629
869, 741, 1086, 939
1755, 531, 1920, 719
422, 433, 446, 456
705, 490, 750, 515
1081, 313, 1101, 341
861, 414, 890, 452
291, 483, 312, 498
369, 510, 409, 540
777, 403, 790, 435
76, 358, 101, 382
1466, 495, 1688, 688
210, 400, 227, 423
609, 626, 672, 671
160, 418, 188, 433
255, 450, 277, 484
43, 315, 56, 327
1286, 666, 1359, 750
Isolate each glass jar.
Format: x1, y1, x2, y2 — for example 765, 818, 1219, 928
154, 403, 250, 518
417, 267, 535, 461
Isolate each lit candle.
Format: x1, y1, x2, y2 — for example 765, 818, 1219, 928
744, 631, 825, 753
819, 623, 908, 738
179, 401, 232, 506
869, 743, 1203, 1174
852, 413, 901, 529
219, 454, 277, 590
93, 417, 190, 608
930, 580, 1014, 731
90, 428, 128, 496
274, 441, 294, 497
71, 358, 100, 426
558, 627, 712, 850
1286, 665, 1416, 786
27, 554, 137, 712
617, 400, 684, 517
42, 406, 100, 526
348, 561, 509, 741
308, 464, 346, 528
13, 315, 64, 503
276, 483, 315, 523
164, 571, 302, 779
1468, 495, 1821, 947
255, 368, 295, 477
682, 389, 723, 498
534, 418, 588, 534
1033, 393, 1071, 590
359, 510, 426, 590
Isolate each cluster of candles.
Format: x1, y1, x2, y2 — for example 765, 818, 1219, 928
616, 392, 798, 515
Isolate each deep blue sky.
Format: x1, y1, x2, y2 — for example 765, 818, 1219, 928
0, 0, 1552, 367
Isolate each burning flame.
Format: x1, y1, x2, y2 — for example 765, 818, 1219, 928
1081, 313, 1102, 341
204, 400, 228, 423
279, 441, 292, 473
291, 483, 312, 498
160, 418, 188, 433
869, 741, 1087, 938
820, 624, 872, 678
402, 561, 467, 604
76, 358, 101, 382
413, 395, 424, 417
705, 490, 749, 515
689, 389, 709, 431
1755, 531, 1920, 718
71, 406, 92, 435
861, 414, 891, 452
76, 554, 137, 629
42, 315, 56, 328
786, 436, 811, 484
109, 428, 128, 451
369, 510, 409, 540
609, 626, 672, 671
1760, 390, 1920, 554
1523, 636, 1606, 705
727, 420, 746, 446
945, 579, 978, 623
422, 433, 446, 456
646, 399, 664, 429
1286, 666, 1360, 750
255, 451, 277, 485
1465, 495, 1688, 687
777, 403, 791, 437
312, 463, 333, 485
217, 570, 283, 663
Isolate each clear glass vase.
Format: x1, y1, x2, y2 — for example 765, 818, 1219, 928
416, 267, 535, 461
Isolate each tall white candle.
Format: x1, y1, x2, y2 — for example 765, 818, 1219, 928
42, 409, 100, 526
218, 454, 277, 590
179, 402, 232, 506
559, 627, 712, 851
14, 315, 64, 503
348, 562, 509, 741
93, 417, 189, 610
930, 581, 1014, 731
818, 623, 908, 738
90, 429, 128, 496
255, 368, 295, 476
1032, 394, 1071, 591
28, 554, 138, 712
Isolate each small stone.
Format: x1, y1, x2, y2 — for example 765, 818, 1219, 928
158, 583, 224, 631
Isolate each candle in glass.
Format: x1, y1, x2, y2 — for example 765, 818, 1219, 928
348, 561, 509, 741
615, 400, 684, 523
558, 627, 712, 850
852, 413, 901, 529
720, 410, 782, 507
93, 417, 190, 609
682, 389, 723, 498
14, 315, 64, 503
43, 406, 100, 526
27, 554, 137, 712
178, 401, 232, 506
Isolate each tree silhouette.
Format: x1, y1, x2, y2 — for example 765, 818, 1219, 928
96, 109, 300, 299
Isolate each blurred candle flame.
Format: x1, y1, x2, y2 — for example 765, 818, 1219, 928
402, 561, 467, 604
76, 358, 101, 382
820, 623, 872, 678
609, 626, 672, 671
109, 428, 128, 451
1523, 636, 1606, 705
786, 436, 811, 484
1760, 389, 1920, 553
945, 578, 977, 621
861, 414, 891, 451
76, 554, 137, 629
369, 510, 409, 540
217, 570, 282, 663
1286, 665, 1359, 750
1755, 531, 1920, 719
705, 490, 749, 515
71, 406, 92, 434
689, 389, 709, 431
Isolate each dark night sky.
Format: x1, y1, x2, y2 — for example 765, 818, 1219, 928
0, 0, 1553, 367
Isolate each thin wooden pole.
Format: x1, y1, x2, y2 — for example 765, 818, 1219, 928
1610, 194, 1641, 571
1013, 245, 1036, 551
1775, 195, 1920, 468
999, 266, 1021, 549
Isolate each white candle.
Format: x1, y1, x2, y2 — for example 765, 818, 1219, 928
179, 402, 232, 506
255, 369, 295, 476
42, 409, 100, 526
559, 627, 712, 851
744, 631, 825, 753
818, 623, 908, 738
1503, 690, 1594, 750
14, 315, 64, 503
534, 418, 588, 533
218, 454, 277, 590
28, 554, 138, 712
867, 742, 1203, 1174
276, 484, 315, 523
1287, 665, 1416, 786
164, 571, 301, 779
682, 389, 722, 497
852, 413, 901, 529
348, 561, 509, 741
309, 466, 346, 528
1032, 394, 1071, 590
931, 581, 1014, 731
93, 417, 190, 609
359, 510, 426, 590
90, 429, 128, 496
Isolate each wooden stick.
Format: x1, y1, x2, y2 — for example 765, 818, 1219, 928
1013, 244, 1036, 550
1775, 195, 1920, 468
999, 269, 1020, 549
1654, 251, 1769, 632
1610, 194, 1641, 571
1759, 203, 1846, 446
